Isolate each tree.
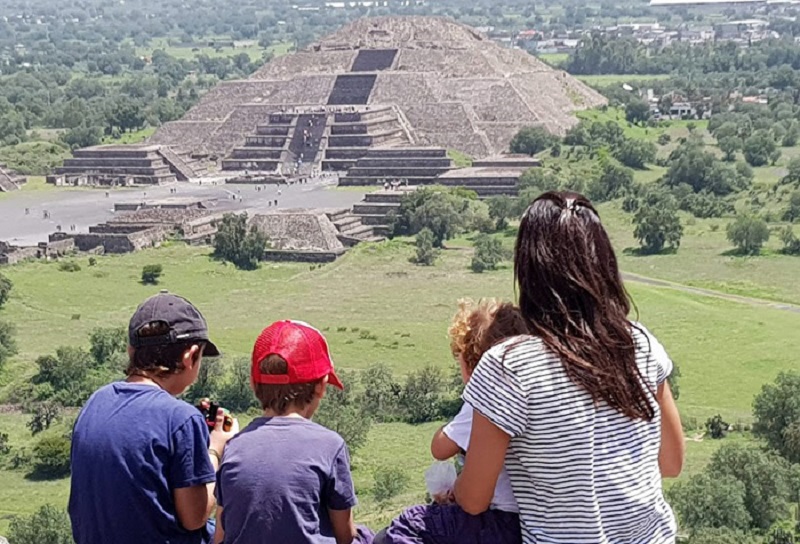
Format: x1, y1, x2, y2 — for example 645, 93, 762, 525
783, 191, 800, 223
59, 125, 102, 150
8, 504, 74, 544
718, 136, 741, 162
0, 272, 12, 309
779, 226, 800, 255
216, 357, 258, 413
687, 528, 762, 544
314, 370, 371, 452
411, 193, 465, 248
743, 129, 777, 167
89, 327, 127, 368
753, 371, 800, 463
705, 414, 728, 439
633, 192, 683, 254
625, 99, 651, 126
707, 443, 794, 530
32, 433, 72, 478
359, 363, 403, 422
0, 319, 18, 373
27, 402, 61, 435
726, 215, 770, 255
141, 264, 163, 285
486, 195, 516, 231
401, 365, 447, 424
471, 234, 509, 273
669, 473, 751, 532
614, 139, 657, 169
510, 125, 558, 156
213, 213, 268, 270
588, 160, 634, 202
413, 228, 439, 266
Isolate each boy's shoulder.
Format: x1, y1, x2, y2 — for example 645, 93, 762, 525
233, 417, 346, 451
81, 382, 201, 427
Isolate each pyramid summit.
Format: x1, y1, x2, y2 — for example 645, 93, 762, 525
150, 16, 606, 165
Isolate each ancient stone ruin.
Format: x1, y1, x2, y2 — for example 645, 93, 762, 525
150, 16, 606, 171
47, 144, 208, 187
0, 163, 27, 192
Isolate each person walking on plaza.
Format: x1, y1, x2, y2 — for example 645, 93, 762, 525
452, 191, 685, 544
69, 292, 238, 544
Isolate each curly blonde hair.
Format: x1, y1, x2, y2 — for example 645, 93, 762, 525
448, 298, 528, 373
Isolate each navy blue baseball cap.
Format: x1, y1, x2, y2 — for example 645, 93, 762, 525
128, 291, 220, 356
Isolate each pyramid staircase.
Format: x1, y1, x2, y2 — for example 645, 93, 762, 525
52, 145, 177, 186
338, 148, 452, 186
326, 208, 387, 246
157, 146, 208, 181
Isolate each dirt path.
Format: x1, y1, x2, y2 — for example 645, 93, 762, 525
622, 272, 800, 315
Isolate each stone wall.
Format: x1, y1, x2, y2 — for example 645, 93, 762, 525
262, 249, 345, 263
73, 227, 169, 254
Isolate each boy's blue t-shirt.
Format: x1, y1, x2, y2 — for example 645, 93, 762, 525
216, 416, 357, 544
68, 382, 216, 544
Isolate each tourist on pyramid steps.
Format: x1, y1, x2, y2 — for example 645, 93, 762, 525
213, 321, 374, 544
452, 191, 685, 544
375, 300, 527, 544
69, 292, 239, 544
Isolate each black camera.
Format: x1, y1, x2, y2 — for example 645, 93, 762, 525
197, 398, 233, 432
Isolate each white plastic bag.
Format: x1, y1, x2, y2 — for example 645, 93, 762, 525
424, 460, 458, 499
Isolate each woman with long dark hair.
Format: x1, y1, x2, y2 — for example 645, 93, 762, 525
454, 191, 684, 543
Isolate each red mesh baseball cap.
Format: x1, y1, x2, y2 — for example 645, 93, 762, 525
251, 320, 343, 389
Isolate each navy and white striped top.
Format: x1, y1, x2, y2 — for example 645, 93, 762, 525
463, 323, 676, 544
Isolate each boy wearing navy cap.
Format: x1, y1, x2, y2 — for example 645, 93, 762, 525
69, 291, 239, 544
213, 320, 373, 544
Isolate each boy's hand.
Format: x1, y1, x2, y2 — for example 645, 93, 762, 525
432, 491, 456, 505
209, 408, 239, 455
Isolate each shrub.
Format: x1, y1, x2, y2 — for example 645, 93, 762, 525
58, 261, 81, 272
314, 371, 371, 452
87, 257, 97, 267
373, 466, 409, 503
32, 434, 72, 478
510, 125, 558, 156
657, 133, 671, 146
470, 234, 509, 273
359, 363, 403, 422
413, 228, 439, 266
705, 414, 728, 439
726, 215, 770, 255
0, 272, 12, 309
27, 402, 61, 436
633, 193, 683, 254
401, 365, 447, 424
779, 226, 800, 255
141, 264, 163, 285
0, 319, 17, 373
8, 504, 74, 544
753, 371, 800, 463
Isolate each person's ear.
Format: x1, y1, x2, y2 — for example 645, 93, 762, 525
314, 375, 329, 399
184, 345, 201, 369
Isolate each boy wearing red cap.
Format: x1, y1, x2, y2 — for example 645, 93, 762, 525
213, 320, 373, 544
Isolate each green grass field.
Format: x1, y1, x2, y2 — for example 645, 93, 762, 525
136, 38, 293, 62
576, 74, 672, 87
0, 231, 798, 532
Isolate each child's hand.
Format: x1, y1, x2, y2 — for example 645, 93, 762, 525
432, 491, 456, 505
209, 408, 239, 455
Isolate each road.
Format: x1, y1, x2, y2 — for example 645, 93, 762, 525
0, 178, 365, 246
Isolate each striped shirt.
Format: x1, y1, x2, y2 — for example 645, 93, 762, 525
463, 323, 676, 544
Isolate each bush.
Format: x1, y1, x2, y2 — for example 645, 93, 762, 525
753, 371, 800, 463
373, 466, 409, 503
0, 319, 17, 373
215, 357, 259, 413
413, 228, 439, 266
141, 264, 163, 285
0, 272, 12, 309
32, 433, 72, 478
668, 473, 751, 531
401, 365, 447, 424
743, 129, 777, 167
470, 234, 509, 273
782, 191, 800, 223
27, 402, 62, 435
486, 195, 516, 231
58, 261, 81, 272
8, 504, 75, 544
657, 133, 671, 146
779, 226, 800, 255
87, 257, 97, 267
726, 215, 770, 255
314, 370, 371, 452
509, 125, 558, 156
359, 363, 403, 422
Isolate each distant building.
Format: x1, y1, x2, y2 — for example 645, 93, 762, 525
715, 18, 769, 39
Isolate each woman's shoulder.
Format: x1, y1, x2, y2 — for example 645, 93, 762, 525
482, 335, 559, 375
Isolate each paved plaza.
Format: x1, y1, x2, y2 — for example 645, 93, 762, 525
0, 179, 366, 246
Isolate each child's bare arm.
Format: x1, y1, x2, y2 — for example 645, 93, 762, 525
213, 507, 224, 544
657, 382, 684, 478
328, 508, 357, 544
431, 426, 461, 461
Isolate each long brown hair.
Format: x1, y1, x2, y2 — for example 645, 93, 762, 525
514, 191, 654, 421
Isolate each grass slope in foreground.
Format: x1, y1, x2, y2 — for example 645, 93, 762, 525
0, 241, 795, 531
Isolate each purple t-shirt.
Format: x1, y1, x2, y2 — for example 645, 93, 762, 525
216, 416, 358, 544
69, 382, 215, 544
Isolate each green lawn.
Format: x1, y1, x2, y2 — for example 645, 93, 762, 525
137, 38, 293, 62
102, 127, 157, 145
576, 74, 671, 87
1, 232, 799, 531
536, 52, 569, 67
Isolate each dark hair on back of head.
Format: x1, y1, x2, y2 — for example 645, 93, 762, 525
253, 354, 320, 415
126, 321, 204, 377
514, 191, 655, 422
